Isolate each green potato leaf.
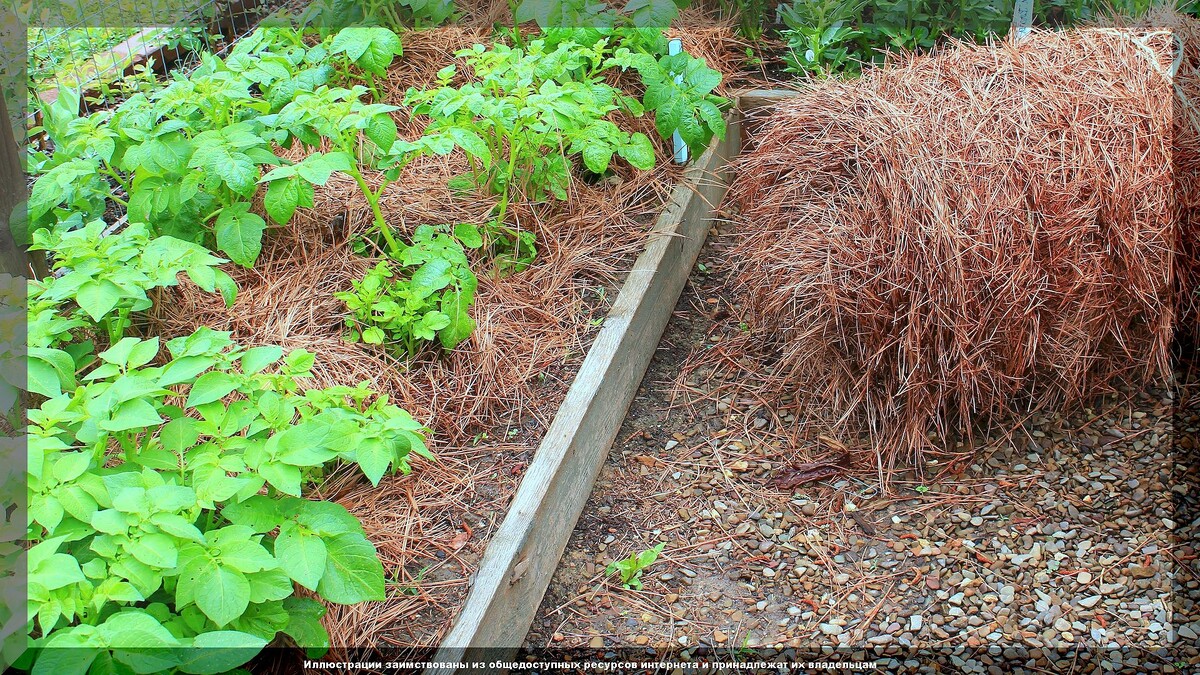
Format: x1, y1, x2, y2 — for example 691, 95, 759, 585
193, 562, 251, 628
316, 532, 385, 604
276, 521, 328, 590
213, 204, 266, 268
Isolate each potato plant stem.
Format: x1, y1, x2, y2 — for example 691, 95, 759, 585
100, 164, 131, 195
351, 169, 401, 256
506, 0, 523, 47
493, 136, 523, 226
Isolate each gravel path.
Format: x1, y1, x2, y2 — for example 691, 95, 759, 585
526, 226, 1199, 670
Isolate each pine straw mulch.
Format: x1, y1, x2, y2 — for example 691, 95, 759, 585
1118, 7, 1200, 340
148, 13, 747, 653
680, 18, 1200, 488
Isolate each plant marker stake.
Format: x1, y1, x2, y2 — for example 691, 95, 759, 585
1012, 0, 1033, 40
669, 38, 687, 164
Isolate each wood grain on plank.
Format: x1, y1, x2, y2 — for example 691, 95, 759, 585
735, 88, 804, 113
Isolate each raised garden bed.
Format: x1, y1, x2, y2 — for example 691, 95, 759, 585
432, 119, 737, 664
24, 3, 1200, 672
19, 11, 744, 673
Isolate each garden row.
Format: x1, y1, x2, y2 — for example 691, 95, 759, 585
20, 3, 730, 672
28, 0, 1192, 114
28, 0, 1180, 112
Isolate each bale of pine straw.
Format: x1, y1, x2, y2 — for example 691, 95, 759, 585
727, 27, 1181, 476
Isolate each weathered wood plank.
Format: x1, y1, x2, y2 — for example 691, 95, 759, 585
736, 88, 804, 114
428, 119, 739, 673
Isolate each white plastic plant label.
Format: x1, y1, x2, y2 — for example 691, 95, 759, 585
668, 38, 688, 164
1012, 0, 1034, 39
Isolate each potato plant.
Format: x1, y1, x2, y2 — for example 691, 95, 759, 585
24, 332, 426, 673
26, 221, 237, 390
21, 234, 431, 673
20, 26, 425, 663
337, 224, 481, 357
329, 26, 405, 99
298, 0, 457, 31
605, 48, 727, 158
405, 40, 657, 225
511, 0, 729, 158
26, 25, 405, 268
514, 0, 686, 54
261, 84, 454, 257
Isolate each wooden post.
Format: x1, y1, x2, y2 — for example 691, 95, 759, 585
732, 89, 803, 151
0, 14, 28, 672
0, 90, 39, 279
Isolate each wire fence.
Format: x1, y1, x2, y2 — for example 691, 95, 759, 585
22, 0, 283, 121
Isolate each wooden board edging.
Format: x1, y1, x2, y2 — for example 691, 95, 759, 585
427, 118, 739, 674
735, 87, 804, 113
31, 0, 266, 114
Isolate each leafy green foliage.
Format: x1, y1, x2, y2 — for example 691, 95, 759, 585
25, 26, 212, 109
484, 223, 539, 276
265, 84, 446, 256
27, 26, 141, 91
606, 48, 727, 158
330, 26, 404, 98
337, 225, 481, 356
259, 152, 351, 226
28, 221, 236, 350
29, 72, 274, 264
487, 0, 725, 160
25, 158, 111, 237
331, 27, 404, 77
773, 0, 1018, 77
513, 0, 687, 53
298, 0, 456, 31
515, 0, 618, 51
769, 0, 1195, 81
25, 320, 429, 672
26, 25, 406, 268
605, 543, 665, 590
405, 40, 655, 223
778, 0, 866, 75
396, 0, 457, 25
22, 27, 431, 665
860, 0, 1009, 52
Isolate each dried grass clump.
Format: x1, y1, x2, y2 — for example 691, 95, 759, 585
726, 28, 1179, 476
